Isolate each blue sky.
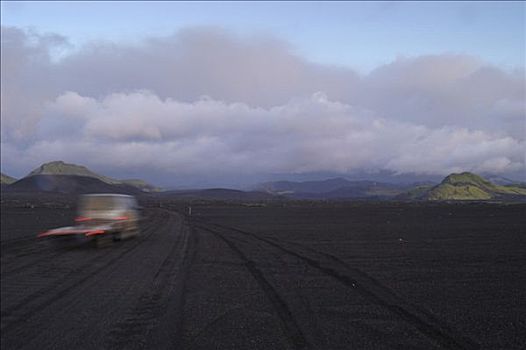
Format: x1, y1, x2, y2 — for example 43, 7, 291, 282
2, 1, 524, 73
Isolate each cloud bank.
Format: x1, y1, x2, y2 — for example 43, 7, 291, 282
1, 26, 525, 185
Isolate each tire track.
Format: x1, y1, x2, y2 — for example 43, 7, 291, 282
196, 220, 480, 350
0, 209, 167, 335
196, 224, 308, 350
149, 219, 199, 350
272, 236, 481, 350
0, 236, 36, 248
2, 250, 68, 276
1, 238, 48, 261
103, 211, 187, 349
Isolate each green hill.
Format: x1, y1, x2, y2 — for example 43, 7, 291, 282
1, 172, 17, 185
425, 172, 526, 200
28, 161, 118, 184
396, 184, 434, 200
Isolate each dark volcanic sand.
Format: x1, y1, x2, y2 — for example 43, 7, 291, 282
1, 198, 525, 349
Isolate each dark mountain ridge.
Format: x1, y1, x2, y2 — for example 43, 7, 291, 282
161, 188, 278, 201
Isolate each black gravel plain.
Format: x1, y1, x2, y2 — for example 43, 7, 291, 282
1, 196, 525, 349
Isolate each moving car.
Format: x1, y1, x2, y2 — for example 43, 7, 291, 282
38, 194, 140, 246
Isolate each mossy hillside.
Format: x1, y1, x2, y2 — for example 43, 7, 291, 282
401, 184, 434, 200
1, 173, 17, 185
25, 161, 161, 192
28, 161, 118, 184
427, 183, 492, 200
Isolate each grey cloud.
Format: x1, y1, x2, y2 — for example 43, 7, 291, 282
55, 27, 360, 106
362, 56, 525, 133
1, 27, 67, 141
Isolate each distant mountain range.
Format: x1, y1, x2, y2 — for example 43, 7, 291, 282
257, 173, 526, 201
255, 177, 411, 199
2, 161, 525, 201
160, 188, 277, 201
481, 174, 524, 186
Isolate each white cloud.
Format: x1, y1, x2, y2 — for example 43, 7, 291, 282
3, 90, 520, 179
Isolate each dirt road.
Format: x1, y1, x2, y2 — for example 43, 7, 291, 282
1, 204, 523, 349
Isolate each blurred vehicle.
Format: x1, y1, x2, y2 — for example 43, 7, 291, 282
38, 194, 140, 246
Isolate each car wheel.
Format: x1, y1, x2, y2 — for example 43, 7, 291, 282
113, 231, 122, 241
